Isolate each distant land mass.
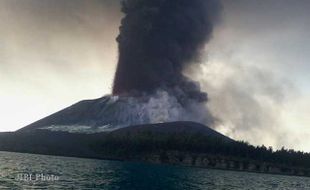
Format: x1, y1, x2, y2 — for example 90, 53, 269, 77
1, 121, 310, 177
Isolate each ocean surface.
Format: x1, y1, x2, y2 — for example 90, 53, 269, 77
0, 151, 309, 189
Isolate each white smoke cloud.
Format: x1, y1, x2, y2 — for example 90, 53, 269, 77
175, 0, 310, 152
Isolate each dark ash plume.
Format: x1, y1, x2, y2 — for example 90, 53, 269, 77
113, 0, 221, 104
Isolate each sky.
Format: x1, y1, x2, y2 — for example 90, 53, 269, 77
0, 0, 309, 151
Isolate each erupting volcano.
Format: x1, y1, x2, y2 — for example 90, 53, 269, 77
19, 0, 221, 133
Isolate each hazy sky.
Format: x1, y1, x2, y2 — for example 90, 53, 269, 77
0, 0, 309, 151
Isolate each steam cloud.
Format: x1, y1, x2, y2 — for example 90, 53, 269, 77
113, 0, 221, 105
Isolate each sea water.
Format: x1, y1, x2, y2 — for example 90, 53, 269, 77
0, 151, 309, 189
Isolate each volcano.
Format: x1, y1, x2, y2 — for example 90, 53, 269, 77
1, 0, 234, 172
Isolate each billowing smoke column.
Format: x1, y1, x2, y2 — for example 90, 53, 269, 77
113, 0, 221, 105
